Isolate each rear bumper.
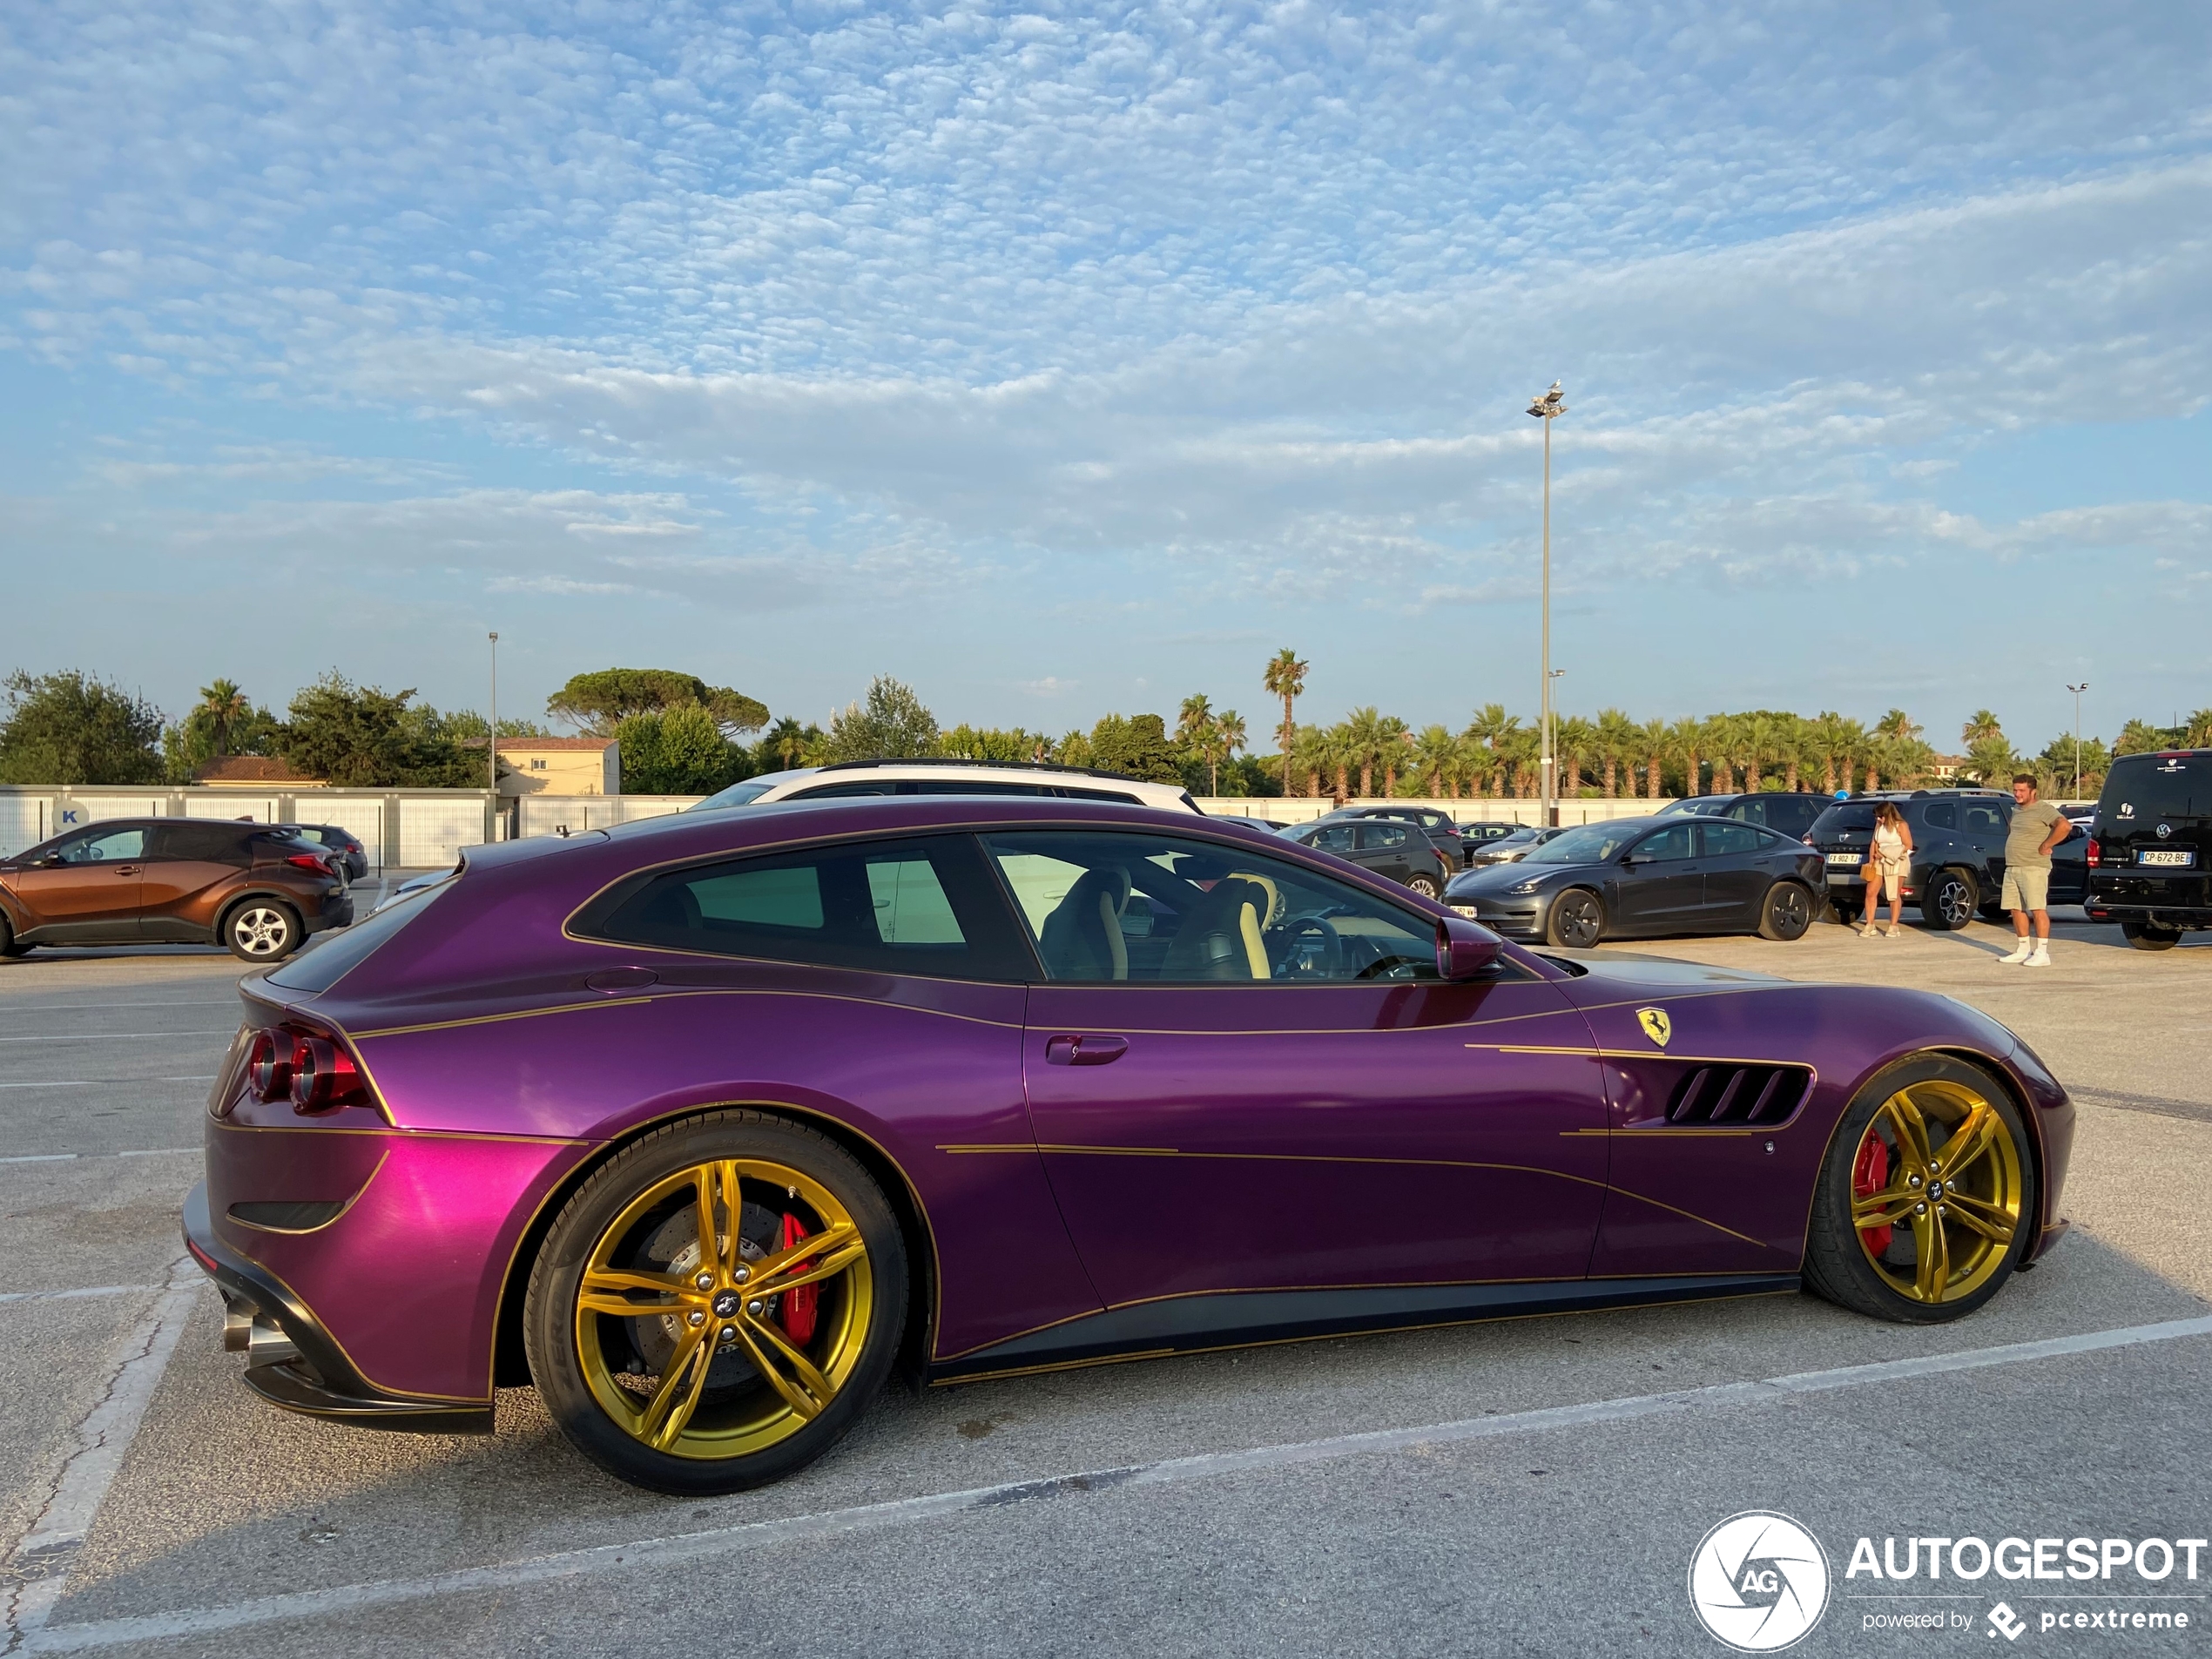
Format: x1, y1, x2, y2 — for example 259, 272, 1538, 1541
2083, 904, 2212, 929
181, 1182, 491, 1434
307, 889, 354, 934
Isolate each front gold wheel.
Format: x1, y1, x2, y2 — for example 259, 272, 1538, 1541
529, 1112, 905, 1494
1848, 1080, 2024, 1305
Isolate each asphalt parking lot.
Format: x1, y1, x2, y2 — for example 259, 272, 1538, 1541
3, 895, 2208, 1657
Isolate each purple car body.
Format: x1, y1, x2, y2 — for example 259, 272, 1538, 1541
185, 798, 2074, 1448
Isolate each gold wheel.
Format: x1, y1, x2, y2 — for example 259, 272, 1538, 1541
573, 1157, 873, 1461
1848, 1079, 2023, 1305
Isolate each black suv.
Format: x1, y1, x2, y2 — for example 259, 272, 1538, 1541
1312, 806, 1468, 871
1656, 792, 1831, 842
2086, 750, 2209, 950
1806, 790, 2088, 929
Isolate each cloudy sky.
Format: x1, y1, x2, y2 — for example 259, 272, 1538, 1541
3, 1, 2207, 752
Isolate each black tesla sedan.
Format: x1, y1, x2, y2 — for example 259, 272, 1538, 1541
1442, 815, 1827, 948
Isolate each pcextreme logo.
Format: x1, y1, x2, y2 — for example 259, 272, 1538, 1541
1689, 1511, 1831, 1652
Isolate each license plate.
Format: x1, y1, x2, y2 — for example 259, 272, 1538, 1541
2139, 849, 2195, 867
1451, 904, 1479, 918
1825, 852, 1861, 866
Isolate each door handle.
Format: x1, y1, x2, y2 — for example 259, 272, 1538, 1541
114, 866, 140, 876
1044, 1034, 1129, 1067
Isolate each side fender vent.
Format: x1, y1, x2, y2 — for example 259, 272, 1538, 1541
1666, 1063, 1812, 1126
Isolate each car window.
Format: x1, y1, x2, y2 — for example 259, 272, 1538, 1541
908, 780, 1053, 797
51, 826, 147, 863
1358, 823, 1409, 849
1962, 804, 2006, 840
1697, 821, 1763, 858
784, 781, 900, 799
1635, 824, 1697, 862
576, 835, 1030, 980
1919, 802, 1957, 830
150, 822, 247, 862
980, 830, 1441, 983
1309, 824, 1357, 853
2102, 755, 2207, 822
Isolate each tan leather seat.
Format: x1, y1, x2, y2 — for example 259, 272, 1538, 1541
1159, 873, 1277, 980
1037, 867, 1130, 980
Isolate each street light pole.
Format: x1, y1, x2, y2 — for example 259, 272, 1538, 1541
489, 631, 501, 799
1527, 382, 1568, 826
2067, 681, 2088, 799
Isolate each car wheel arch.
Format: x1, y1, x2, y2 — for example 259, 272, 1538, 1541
1794, 1046, 2049, 1270
489, 1095, 938, 1393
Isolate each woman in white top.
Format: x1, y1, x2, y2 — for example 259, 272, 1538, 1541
1860, 801, 1913, 937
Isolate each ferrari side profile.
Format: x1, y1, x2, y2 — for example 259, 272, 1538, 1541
185, 798, 2074, 1494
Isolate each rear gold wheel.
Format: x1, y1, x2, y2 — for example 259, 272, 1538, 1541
528, 1111, 904, 1493
1804, 1057, 2034, 1323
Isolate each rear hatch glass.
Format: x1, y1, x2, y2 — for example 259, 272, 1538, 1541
2101, 755, 2207, 826
1809, 804, 1876, 838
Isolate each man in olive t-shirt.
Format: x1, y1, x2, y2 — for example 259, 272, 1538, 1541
1999, 773, 2069, 967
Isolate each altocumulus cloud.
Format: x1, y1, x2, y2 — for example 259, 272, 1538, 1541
2, 0, 2208, 707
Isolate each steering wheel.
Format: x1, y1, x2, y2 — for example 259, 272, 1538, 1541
1271, 914, 1344, 979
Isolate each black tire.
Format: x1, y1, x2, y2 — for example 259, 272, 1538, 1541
1405, 872, 1443, 900
1803, 1055, 2035, 1325
1918, 868, 1976, 931
1757, 881, 1813, 941
526, 1109, 907, 1495
0, 914, 25, 957
220, 900, 301, 961
2121, 923, 2182, 952
1544, 888, 1605, 949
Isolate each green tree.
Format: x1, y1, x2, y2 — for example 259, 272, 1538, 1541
1594, 708, 1637, 797
1413, 725, 1459, 797
1635, 717, 1669, 799
162, 684, 282, 782
1961, 708, 2004, 748
0, 671, 166, 786
442, 711, 554, 740
2186, 710, 2212, 749
1669, 718, 1707, 796
278, 673, 479, 787
1262, 649, 1308, 797
2113, 718, 2174, 757
1554, 715, 1595, 797
1462, 704, 1516, 797
2035, 732, 2109, 799
1963, 733, 2020, 786
754, 717, 821, 772
548, 669, 768, 738
941, 725, 1050, 763
825, 676, 940, 761
617, 705, 752, 794
1089, 713, 1183, 783
1375, 714, 1411, 796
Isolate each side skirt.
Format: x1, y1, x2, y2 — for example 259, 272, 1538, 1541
929, 1273, 1800, 1385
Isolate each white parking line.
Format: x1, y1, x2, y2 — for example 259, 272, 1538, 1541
7, 1263, 202, 1643
0, 1150, 195, 1167
0, 1285, 164, 1306
0, 1002, 239, 1013
17, 1312, 2212, 1653
0, 1035, 235, 1043
0, 1079, 215, 1089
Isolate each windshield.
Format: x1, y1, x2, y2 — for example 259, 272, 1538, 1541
2102, 755, 2207, 823
1521, 823, 1637, 865
687, 776, 793, 812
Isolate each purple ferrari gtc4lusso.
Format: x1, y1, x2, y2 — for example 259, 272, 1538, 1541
185, 797, 2074, 1494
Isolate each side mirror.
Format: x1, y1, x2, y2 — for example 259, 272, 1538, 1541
1436, 915, 1501, 981
36, 852, 66, 867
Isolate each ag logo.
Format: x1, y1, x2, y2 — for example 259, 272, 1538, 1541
1688, 1511, 1830, 1651
1636, 1007, 1671, 1049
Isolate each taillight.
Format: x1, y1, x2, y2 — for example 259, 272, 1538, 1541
288, 1035, 365, 1113
2086, 838, 2101, 868
246, 1029, 293, 1102
287, 853, 333, 873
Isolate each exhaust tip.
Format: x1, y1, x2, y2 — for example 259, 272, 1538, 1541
246, 1314, 300, 1367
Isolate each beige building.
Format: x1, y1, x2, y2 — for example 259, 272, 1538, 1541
496, 737, 620, 797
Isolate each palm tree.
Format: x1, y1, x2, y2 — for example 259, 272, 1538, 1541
1213, 710, 1247, 795
1501, 725, 1542, 797
1771, 711, 1805, 792
1341, 706, 1385, 799
1595, 708, 1637, 797
2186, 710, 2212, 749
1413, 725, 1458, 797
1669, 718, 1705, 797
197, 678, 250, 759
762, 716, 811, 771
1262, 649, 1308, 796
1704, 714, 1741, 795
1177, 694, 1221, 793
1737, 712, 1773, 794
1463, 704, 1517, 796
1961, 708, 2003, 749
1638, 718, 1669, 799
2114, 718, 2170, 757
1554, 716, 1595, 799
1376, 714, 1411, 796
1806, 712, 1854, 797
1289, 724, 1331, 799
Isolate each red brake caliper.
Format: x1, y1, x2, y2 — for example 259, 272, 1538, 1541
1852, 1136, 1892, 1257
779, 1212, 819, 1345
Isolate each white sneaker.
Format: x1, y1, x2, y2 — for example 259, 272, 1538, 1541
1998, 939, 2032, 964
2024, 943, 2051, 968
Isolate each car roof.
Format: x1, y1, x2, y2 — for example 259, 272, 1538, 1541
744, 762, 1193, 806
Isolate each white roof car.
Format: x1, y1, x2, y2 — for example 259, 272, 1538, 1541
688, 759, 1201, 814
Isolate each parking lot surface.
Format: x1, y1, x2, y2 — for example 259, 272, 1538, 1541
4, 901, 2207, 1656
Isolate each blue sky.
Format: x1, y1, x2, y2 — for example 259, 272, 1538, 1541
3, 1, 2208, 755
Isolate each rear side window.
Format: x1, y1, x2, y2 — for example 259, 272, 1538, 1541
575, 835, 1032, 981
1920, 803, 1957, 830
152, 823, 249, 862
1962, 804, 2006, 840
2103, 755, 2207, 823
1697, 822, 1763, 857
1359, 823, 1409, 849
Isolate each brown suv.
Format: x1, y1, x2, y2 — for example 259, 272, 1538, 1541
0, 819, 354, 961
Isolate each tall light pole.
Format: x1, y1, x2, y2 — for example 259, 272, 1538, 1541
488, 631, 501, 799
1527, 381, 1568, 826
2067, 681, 2088, 799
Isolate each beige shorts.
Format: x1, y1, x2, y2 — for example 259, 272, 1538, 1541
1865, 859, 1905, 901
2001, 867, 2050, 912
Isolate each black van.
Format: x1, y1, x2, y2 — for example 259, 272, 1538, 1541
2086, 750, 2210, 950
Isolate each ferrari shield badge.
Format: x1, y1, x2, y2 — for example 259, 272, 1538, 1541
1636, 1007, 1672, 1049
